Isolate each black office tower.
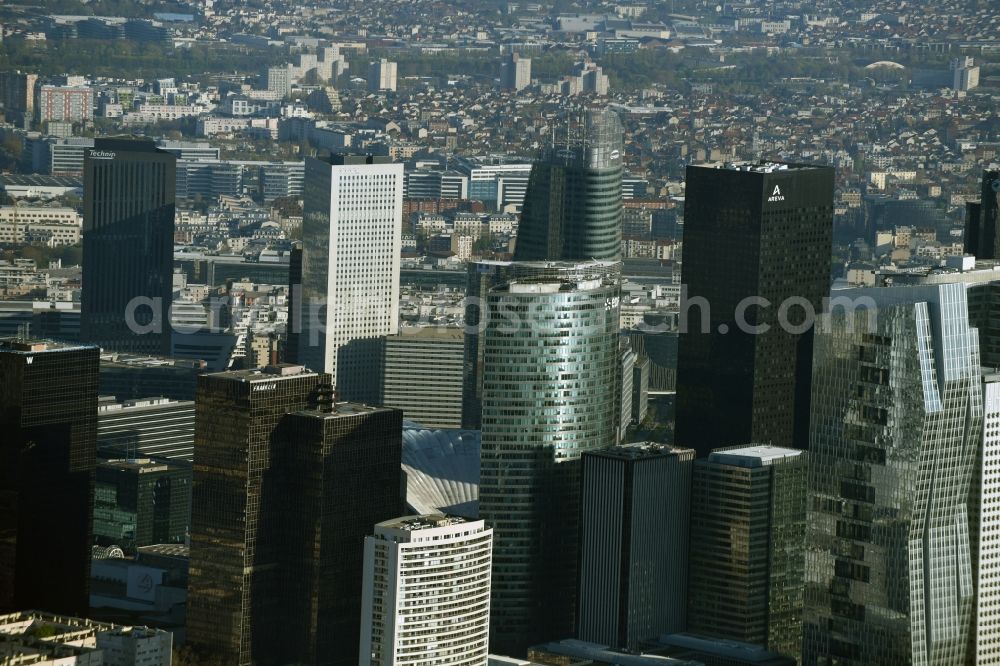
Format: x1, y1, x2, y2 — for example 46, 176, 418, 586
578, 443, 695, 651
964, 170, 1000, 259
513, 109, 623, 262
186, 364, 325, 666
82, 138, 176, 356
675, 162, 833, 456
272, 404, 403, 666
0, 338, 100, 616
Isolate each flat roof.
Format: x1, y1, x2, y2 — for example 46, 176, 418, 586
210, 363, 316, 382
393, 326, 464, 340
0, 174, 83, 187
591, 442, 696, 460
708, 445, 804, 467
0, 337, 95, 355
377, 514, 472, 531
98, 458, 183, 473
289, 402, 392, 419
694, 160, 827, 173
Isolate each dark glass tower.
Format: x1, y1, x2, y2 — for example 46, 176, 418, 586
675, 162, 833, 456
513, 109, 623, 262
0, 337, 100, 616
963, 169, 1000, 259
82, 138, 175, 356
186, 365, 325, 665
687, 445, 808, 661
186, 365, 403, 666
578, 443, 695, 651
272, 404, 403, 666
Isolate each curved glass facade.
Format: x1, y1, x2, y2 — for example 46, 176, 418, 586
803, 284, 981, 665
478, 262, 620, 655
513, 110, 623, 263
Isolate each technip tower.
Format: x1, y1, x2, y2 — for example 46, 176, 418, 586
82, 138, 175, 356
675, 161, 834, 456
513, 109, 623, 263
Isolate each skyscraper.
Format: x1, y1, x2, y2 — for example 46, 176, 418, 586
578, 443, 695, 651
296, 154, 403, 402
687, 445, 808, 660
185, 364, 325, 665
82, 138, 175, 356
974, 371, 1000, 664
274, 402, 403, 666
500, 53, 531, 91
367, 59, 397, 92
803, 284, 981, 665
963, 169, 1000, 260
359, 515, 492, 666
0, 337, 100, 616
478, 261, 620, 655
675, 161, 834, 456
513, 109, 624, 263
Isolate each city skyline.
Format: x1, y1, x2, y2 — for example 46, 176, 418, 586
0, 0, 997, 663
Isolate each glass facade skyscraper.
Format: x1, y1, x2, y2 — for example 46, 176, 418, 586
273, 403, 403, 666
964, 169, 1000, 260
803, 284, 981, 665
478, 261, 620, 655
513, 109, 623, 263
675, 162, 834, 456
687, 445, 808, 661
82, 139, 175, 356
578, 443, 695, 651
186, 364, 325, 665
0, 337, 100, 617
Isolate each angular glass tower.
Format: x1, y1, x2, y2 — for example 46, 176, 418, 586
0, 337, 99, 617
803, 284, 981, 665
478, 261, 620, 655
513, 109, 623, 263
82, 139, 175, 356
675, 161, 834, 456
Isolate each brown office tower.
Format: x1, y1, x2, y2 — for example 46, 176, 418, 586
0, 337, 100, 616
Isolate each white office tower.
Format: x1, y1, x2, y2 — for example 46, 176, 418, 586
298, 154, 403, 402
359, 515, 493, 666
976, 371, 1000, 663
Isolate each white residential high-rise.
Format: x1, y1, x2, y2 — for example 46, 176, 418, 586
297, 154, 403, 401
359, 515, 493, 666
368, 59, 398, 92
976, 371, 1000, 663
266, 65, 293, 97
500, 53, 531, 91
